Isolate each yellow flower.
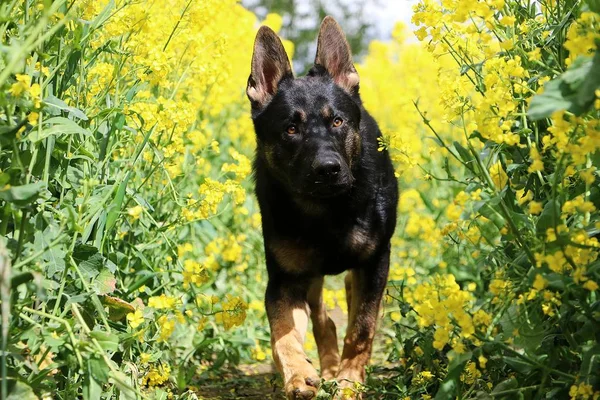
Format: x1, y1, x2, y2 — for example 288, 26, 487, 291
528, 147, 544, 173
533, 274, 548, 291
28, 112, 39, 126
9, 74, 32, 96
251, 344, 267, 361
142, 364, 171, 387
215, 294, 248, 330
478, 355, 488, 368
127, 205, 143, 220
127, 309, 144, 329
489, 161, 508, 189
182, 259, 208, 289
157, 315, 176, 342
583, 280, 598, 291
579, 167, 596, 185
140, 353, 151, 364
148, 294, 177, 310
420, 370, 434, 380
499, 15, 516, 26
433, 326, 450, 350
528, 201, 543, 215
527, 48, 542, 62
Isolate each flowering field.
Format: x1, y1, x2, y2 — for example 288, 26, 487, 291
1, 0, 600, 399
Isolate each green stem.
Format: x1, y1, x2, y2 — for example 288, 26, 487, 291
491, 385, 540, 397
20, 306, 84, 369
0, 1, 68, 87
467, 142, 537, 266
12, 210, 28, 263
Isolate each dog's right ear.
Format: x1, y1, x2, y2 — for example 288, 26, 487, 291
247, 26, 293, 109
314, 16, 359, 93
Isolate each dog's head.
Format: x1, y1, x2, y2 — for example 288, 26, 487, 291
247, 17, 362, 199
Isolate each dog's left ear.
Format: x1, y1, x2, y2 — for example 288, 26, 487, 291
315, 16, 359, 93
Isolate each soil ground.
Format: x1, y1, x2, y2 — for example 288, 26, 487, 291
192, 305, 394, 399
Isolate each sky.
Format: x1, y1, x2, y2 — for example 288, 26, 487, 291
364, 0, 420, 39
243, 0, 420, 41
242, 0, 420, 70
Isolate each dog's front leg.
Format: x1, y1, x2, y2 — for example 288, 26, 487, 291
266, 275, 320, 400
307, 277, 340, 379
337, 247, 390, 398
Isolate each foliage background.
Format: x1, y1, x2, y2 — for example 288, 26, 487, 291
1, 0, 600, 399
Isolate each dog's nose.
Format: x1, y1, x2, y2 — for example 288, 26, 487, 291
314, 158, 341, 178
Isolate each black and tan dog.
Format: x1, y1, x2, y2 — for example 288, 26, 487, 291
247, 16, 398, 400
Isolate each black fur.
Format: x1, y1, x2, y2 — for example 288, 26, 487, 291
251, 65, 398, 280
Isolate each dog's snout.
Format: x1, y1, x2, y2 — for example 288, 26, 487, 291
314, 158, 341, 178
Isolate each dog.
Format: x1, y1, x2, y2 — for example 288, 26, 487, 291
247, 16, 398, 400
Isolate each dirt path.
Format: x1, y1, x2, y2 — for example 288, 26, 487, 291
193, 306, 394, 399
194, 364, 284, 399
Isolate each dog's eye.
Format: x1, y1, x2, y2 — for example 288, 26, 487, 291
332, 117, 344, 128
286, 124, 297, 135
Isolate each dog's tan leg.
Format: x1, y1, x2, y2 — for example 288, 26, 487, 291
307, 277, 340, 380
337, 250, 390, 398
344, 272, 353, 317
266, 280, 320, 400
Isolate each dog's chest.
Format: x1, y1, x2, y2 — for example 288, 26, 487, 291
267, 218, 378, 275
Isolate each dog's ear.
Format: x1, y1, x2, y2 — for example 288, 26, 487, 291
315, 16, 359, 93
247, 26, 293, 109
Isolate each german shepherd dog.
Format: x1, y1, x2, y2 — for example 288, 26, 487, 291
247, 17, 398, 399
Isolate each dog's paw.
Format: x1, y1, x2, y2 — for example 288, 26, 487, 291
285, 374, 320, 399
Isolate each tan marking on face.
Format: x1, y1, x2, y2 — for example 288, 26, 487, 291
321, 106, 332, 119
298, 109, 307, 123
268, 239, 317, 274
344, 130, 360, 167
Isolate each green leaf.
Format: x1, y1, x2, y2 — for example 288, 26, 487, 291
43, 95, 88, 120
109, 370, 137, 400
536, 199, 560, 234
32, 224, 66, 277
90, 0, 115, 30
77, 252, 103, 281
88, 356, 111, 383
527, 79, 574, 120
73, 244, 105, 281
104, 171, 131, 236
83, 359, 102, 400
90, 330, 119, 352
491, 377, 518, 394
93, 269, 116, 295
454, 141, 477, 174
434, 351, 471, 400
528, 53, 600, 120
0, 181, 45, 207
6, 380, 39, 400
28, 117, 91, 143
580, 344, 600, 379
503, 356, 534, 375
101, 295, 135, 322
587, 0, 600, 13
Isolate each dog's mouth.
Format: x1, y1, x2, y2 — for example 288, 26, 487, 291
301, 178, 354, 199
